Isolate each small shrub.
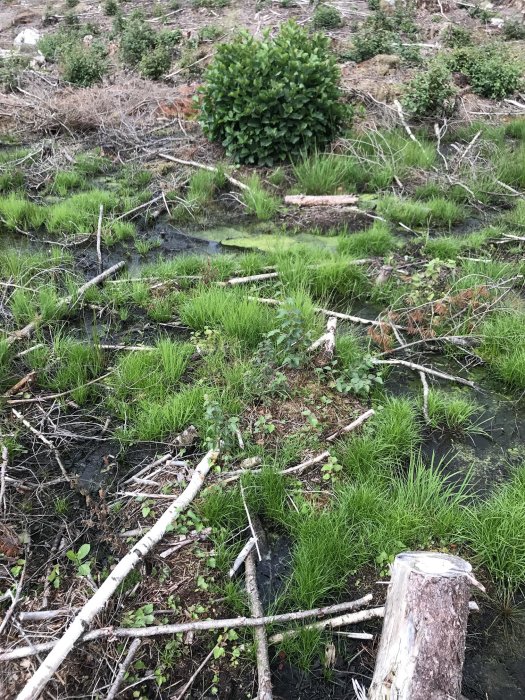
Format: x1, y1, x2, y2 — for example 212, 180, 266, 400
312, 4, 343, 30
157, 29, 183, 49
104, 0, 119, 16
0, 54, 29, 92
139, 45, 171, 79
403, 63, 456, 118
447, 45, 522, 99
348, 26, 394, 62
442, 25, 473, 48
60, 42, 108, 86
199, 22, 345, 165
120, 11, 157, 65
503, 21, 525, 41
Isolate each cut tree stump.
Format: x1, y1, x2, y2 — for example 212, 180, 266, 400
368, 551, 478, 700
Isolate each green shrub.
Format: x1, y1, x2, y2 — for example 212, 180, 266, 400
139, 45, 171, 79
120, 11, 157, 65
0, 54, 29, 92
348, 26, 394, 62
104, 0, 119, 16
503, 21, 525, 41
442, 25, 473, 48
60, 42, 108, 86
447, 45, 522, 99
403, 63, 456, 118
157, 29, 183, 48
312, 4, 343, 30
199, 22, 345, 165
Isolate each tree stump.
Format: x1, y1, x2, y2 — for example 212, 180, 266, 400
368, 551, 474, 700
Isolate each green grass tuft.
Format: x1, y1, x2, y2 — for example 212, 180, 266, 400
426, 388, 481, 435
243, 175, 280, 221
337, 221, 395, 257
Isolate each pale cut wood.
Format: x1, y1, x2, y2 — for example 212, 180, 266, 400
157, 153, 249, 191
326, 408, 375, 442
16, 449, 218, 700
368, 551, 476, 700
284, 194, 359, 207
308, 316, 337, 360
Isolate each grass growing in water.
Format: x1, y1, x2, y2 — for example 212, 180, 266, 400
480, 311, 525, 389
243, 175, 280, 221
337, 221, 395, 257
426, 388, 481, 435
377, 196, 466, 228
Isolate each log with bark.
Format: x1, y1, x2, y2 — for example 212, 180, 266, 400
368, 551, 482, 700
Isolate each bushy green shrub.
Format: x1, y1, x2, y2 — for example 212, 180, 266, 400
349, 26, 394, 62
442, 24, 473, 48
312, 4, 343, 30
60, 42, 108, 86
447, 45, 522, 99
503, 21, 525, 41
199, 22, 345, 165
403, 63, 456, 118
139, 45, 171, 79
157, 29, 183, 48
0, 55, 29, 92
120, 11, 157, 65
347, 8, 418, 62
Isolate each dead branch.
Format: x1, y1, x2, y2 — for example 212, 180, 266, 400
0, 548, 27, 636
308, 316, 337, 360
419, 371, 430, 424
393, 100, 423, 149
326, 408, 375, 442
246, 551, 273, 700
284, 195, 359, 207
96, 204, 103, 274
372, 359, 476, 388
4, 372, 36, 397
157, 153, 249, 191
219, 272, 279, 286
268, 606, 385, 645
173, 647, 215, 700
12, 409, 69, 480
15, 449, 218, 700
105, 639, 141, 700
0, 445, 8, 513
2, 595, 374, 663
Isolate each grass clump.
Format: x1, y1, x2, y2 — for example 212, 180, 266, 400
50, 170, 86, 196
180, 287, 274, 349
292, 153, 350, 195
480, 311, 525, 390
45, 190, 118, 235
187, 169, 224, 207
0, 169, 24, 194
0, 194, 44, 231
337, 221, 395, 257
74, 149, 111, 176
426, 389, 481, 435
129, 386, 204, 441
466, 466, 525, 598
377, 195, 466, 228
199, 21, 345, 165
9, 285, 63, 326
243, 176, 280, 220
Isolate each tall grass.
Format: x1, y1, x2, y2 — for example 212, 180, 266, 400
243, 175, 280, 220
480, 311, 525, 389
337, 221, 395, 257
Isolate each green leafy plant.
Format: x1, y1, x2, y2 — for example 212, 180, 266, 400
199, 21, 345, 165
503, 21, 525, 41
203, 393, 240, 453
66, 543, 91, 576
442, 25, 473, 48
139, 45, 171, 79
60, 42, 108, 86
312, 4, 343, 30
120, 11, 157, 65
261, 298, 315, 368
103, 0, 119, 15
447, 45, 522, 99
123, 603, 155, 628
321, 454, 343, 481
0, 54, 29, 92
403, 63, 456, 118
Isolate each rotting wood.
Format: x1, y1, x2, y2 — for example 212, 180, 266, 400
220, 450, 331, 483
157, 153, 249, 191
245, 551, 273, 700
15, 448, 219, 700
284, 194, 359, 207
368, 552, 483, 700
2, 595, 374, 663
5, 261, 126, 347
326, 408, 375, 442
268, 606, 385, 645
372, 358, 476, 388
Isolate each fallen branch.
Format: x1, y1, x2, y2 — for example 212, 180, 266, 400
0, 548, 27, 636
219, 272, 279, 286
12, 409, 69, 480
5, 261, 126, 347
284, 194, 359, 207
220, 450, 332, 483
268, 606, 385, 645
6, 371, 114, 406
326, 408, 375, 442
372, 358, 476, 388
18, 609, 78, 623
393, 100, 423, 149
173, 646, 215, 700
4, 371, 36, 397
105, 639, 141, 700
96, 204, 103, 275
2, 595, 373, 663
246, 552, 273, 700
157, 153, 249, 191
15, 448, 219, 700
0, 445, 8, 513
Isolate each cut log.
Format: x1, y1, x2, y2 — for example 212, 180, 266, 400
368, 551, 479, 700
284, 195, 359, 207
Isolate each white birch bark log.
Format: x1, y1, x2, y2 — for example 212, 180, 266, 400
15, 449, 218, 700
368, 551, 476, 700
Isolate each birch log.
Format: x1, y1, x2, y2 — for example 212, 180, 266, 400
368, 551, 477, 700
15, 449, 218, 700
245, 551, 273, 700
